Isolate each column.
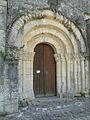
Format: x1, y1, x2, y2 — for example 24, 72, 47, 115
61, 54, 67, 95
85, 57, 89, 95
22, 60, 26, 98
54, 54, 62, 97
67, 54, 75, 97
80, 55, 85, 92
73, 55, 78, 93
70, 56, 74, 91
77, 56, 81, 93
28, 53, 35, 99
18, 59, 23, 100
65, 54, 71, 93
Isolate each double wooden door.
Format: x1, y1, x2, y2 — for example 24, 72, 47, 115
33, 43, 56, 97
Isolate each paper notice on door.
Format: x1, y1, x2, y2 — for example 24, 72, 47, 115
36, 70, 40, 74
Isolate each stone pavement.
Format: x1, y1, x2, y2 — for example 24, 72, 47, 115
1, 97, 90, 120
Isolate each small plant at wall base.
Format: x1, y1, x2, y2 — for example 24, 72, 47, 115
0, 51, 6, 60
0, 47, 19, 62
0, 112, 7, 116
80, 91, 85, 97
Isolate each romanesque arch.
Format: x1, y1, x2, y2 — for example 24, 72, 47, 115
8, 10, 89, 100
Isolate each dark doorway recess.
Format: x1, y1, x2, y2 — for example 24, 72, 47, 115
33, 43, 56, 97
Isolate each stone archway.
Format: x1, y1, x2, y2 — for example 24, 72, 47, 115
8, 10, 89, 100
18, 36, 63, 99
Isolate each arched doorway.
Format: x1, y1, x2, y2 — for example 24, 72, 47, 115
9, 10, 88, 101
33, 43, 56, 97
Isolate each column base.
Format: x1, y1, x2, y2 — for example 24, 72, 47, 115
4, 103, 18, 114
19, 90, 35, 101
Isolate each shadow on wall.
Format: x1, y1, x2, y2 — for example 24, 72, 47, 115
48, 0, 58, 5
47, 0, 58, 12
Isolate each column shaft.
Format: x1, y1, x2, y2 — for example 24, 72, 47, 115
81, 58, 85, 92
77, 59, 81, 92
74, 60, 78, 93
66, 59, 71, 92
18, 60, 23, 99
85, 58, 89, 94
54, 54, 61, 96
61, 55, 66, 94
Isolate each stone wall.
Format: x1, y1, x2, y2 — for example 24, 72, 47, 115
7, 0, 90, 27
58, 0, 90, 46
7, 0, 49, 26
0, 0, 18, 115
0, 0, 7, 114
0, 0, 6, 52
7, 0, 90, 46
0, 0, 7, 77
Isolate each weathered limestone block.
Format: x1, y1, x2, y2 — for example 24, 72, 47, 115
3, 63, 18, 114
0, 30, 6, 51
4, 99, 18, 113
0, 0, 7, 115
0, 0, 7, 6
0, 85, 4, 113
0, 0, 7, 51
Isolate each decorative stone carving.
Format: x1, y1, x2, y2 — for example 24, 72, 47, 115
9, 10, 86, 53
19, 51, 35, 61
54, 53, 61, 62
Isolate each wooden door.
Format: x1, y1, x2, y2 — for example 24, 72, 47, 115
33, 43, 56, 97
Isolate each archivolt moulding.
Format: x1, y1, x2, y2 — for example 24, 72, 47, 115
8, 9, 86, 53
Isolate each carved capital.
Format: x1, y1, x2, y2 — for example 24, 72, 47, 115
73, 54, 80, 61
54, 53, 61, 62
19, 51, 35, 61
65, 53, 74, 61
79, 54, 85, 61
61, 53, 66, 61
